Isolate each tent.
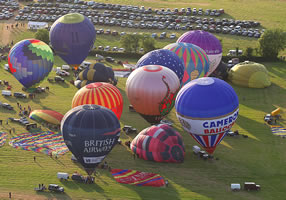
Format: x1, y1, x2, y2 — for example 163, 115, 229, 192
228, 61, 271, 88
28, 21, 48, 30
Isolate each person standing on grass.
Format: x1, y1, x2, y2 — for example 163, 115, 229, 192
34, 156, 36, 161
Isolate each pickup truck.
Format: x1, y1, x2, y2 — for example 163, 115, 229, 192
48, 184, 64, 193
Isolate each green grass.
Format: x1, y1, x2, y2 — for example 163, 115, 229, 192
1, 58, 286, 199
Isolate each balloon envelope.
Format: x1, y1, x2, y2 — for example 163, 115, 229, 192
228, 61, 271, 88
131, 124, 185, 163
177, 30, 222, 75
8, 39, 54, 88
72, 82, 123, 119
61, 105, 120, 175
136, 49, 185, 83
50, 13, 96, 69
126, 65, 180, 124
29, 110, 64, 125
164, 42, 210, 86
175, 77, 239, 154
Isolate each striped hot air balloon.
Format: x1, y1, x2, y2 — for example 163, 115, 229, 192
72, 82, 123, 120
29, 110, 64, 125
8, 39, 54, 88
164, 42, 210, 86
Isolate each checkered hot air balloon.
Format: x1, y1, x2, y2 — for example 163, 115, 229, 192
131, 124, 185, 163
8, 39, 54, 88
72, 82, 123, 120
164, 42, 210, 86
175, 77, 239, 154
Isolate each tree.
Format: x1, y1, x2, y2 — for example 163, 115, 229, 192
120, 34, 140, 53
35, 29, 50, 45
245, 47, 253, 58
258, 29, 286, 59
141, 36, 156, 53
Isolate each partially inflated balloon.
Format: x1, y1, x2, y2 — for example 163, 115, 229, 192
61, 105, 120, 175
50, 13, 96, 70
72, 82, 123, 119
8, 39, 54, 88
177, 30, 222, 75
126, 65, 180, 124
175, 77, 239, 154
136, 49, 185, 83
164, 42, 210, 86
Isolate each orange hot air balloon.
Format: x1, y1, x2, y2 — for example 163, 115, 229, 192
126, 65, 180, 124
71, 82, 123, 120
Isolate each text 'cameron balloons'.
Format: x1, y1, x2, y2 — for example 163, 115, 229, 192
131, 124, 185, 163
126, 65, 180, 124
177, 30, 222, 75
136, 49, 185, 83
50, 13, 96, 70
8, 39, 54, 88
72, 82, 123, 120
164, 42, 210, 86
175, 77, 239, 154
61, 105, 120, 175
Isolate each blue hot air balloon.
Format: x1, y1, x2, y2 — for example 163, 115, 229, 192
175, 77, 239, 154
136, 49, 185, 83
49, 13, 96, 70
8, 39, 54, 88
61, 104, 120, 175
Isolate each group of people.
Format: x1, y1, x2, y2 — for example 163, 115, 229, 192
17, 103, 32, 117
6, 23, 25, 30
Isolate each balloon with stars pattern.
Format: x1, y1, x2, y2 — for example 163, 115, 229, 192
135, 49, 185, 83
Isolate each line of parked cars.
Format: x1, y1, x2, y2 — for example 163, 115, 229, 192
18, 1, 262, 38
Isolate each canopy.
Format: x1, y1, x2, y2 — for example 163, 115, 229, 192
228, 61, 271, 88
29, 110, 64, 125
111, 169, 165, 187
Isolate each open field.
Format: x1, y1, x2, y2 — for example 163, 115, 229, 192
1, 58, 286, 200
0, 0, 286, 199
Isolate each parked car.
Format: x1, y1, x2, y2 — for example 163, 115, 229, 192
48, 184, 64, 193
71, 173, 85, 183
169, 33, 176, 39
56, 70, 70, 76
14, 92, 27, 98
1, 103, 13, 110
54, 76, 65, 82
105, 56, 115, 62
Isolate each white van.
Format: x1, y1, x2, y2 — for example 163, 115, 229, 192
231, 183, 241, 191
57, 172, 69, 180
61, 65, 70, 71
2, 90, 12, 96
80, 61, 91, 69
4, 64, 9, 71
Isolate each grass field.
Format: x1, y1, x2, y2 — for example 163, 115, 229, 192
0, 0, 286, 199
0, 58, 286, 200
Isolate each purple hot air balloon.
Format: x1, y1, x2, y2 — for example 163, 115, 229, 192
50, 13, 96, 70
177, 31, 222, 75
135, 49, 185, 83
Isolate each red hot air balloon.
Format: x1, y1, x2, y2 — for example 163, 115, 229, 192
126, 65, 180, 124
72, 82, 123, 120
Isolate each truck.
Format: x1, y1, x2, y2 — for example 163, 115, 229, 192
2, 90, 12, 96
244, 182, 260, 191
57, 172, 69, 180
48, 184, 64, 193
264, 108, 282, 125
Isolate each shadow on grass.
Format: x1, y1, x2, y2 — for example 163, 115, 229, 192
35, 190, 72, 200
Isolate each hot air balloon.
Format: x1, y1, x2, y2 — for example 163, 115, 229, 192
61, 104, 120, 175
8, 39, 54, 88
131, 124, 185, 163
177, 30, 222, 75
29, 110, 64, 125
72, 82, 123, 120
164, 42, 210, 86
126, 65, 180, 124
136, 49, 185, 83
228, 61, 271, 88
175, 77, 239, 154
49, 13, 96, 70
76, 63, 117, 88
